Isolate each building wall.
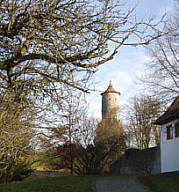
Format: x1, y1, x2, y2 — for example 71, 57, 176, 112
110, 147, 161, 174
102, 92, 120, 120
161, 119, 179, 173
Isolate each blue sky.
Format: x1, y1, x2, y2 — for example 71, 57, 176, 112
87, 0, 175, 119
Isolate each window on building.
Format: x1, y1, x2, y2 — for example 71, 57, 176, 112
166, 124, 173, 140
175, 121, 179, 138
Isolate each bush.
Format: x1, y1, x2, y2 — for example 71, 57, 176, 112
0, 158, 33, 184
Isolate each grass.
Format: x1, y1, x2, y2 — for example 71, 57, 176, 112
2, 171, 179, 192
139, 171, 179, 192
0, 175, 96, 192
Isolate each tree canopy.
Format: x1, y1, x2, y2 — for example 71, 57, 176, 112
0, 0, 164, 94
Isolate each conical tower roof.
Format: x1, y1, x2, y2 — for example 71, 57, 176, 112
101, 81, 120, 95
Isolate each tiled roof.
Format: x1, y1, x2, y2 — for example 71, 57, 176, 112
101, 81, 120, 95
155, 96, 179, 125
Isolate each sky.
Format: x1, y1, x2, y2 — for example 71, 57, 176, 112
86, 0, 175, 119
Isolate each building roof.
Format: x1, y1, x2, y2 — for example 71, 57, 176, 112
155, 96, 179, 125
101, 81, 120, 95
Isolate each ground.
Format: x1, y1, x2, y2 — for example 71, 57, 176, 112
1, 171, 179, 192
95, 176, 150, 192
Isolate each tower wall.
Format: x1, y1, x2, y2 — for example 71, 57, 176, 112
102, 92, 120, 120
95, 82, 123, 143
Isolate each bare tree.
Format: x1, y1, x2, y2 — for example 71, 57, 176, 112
38, 88, 89, 174
0, 1, 166, 177
140, 1, 179, 102
0, 1, 166, 175
0, 0, 165, 97
125, 95, 162, 149
73, 136, 126, 175
40, 106, 126, 175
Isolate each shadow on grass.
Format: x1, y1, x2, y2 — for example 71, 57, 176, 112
138, 171, 179, 192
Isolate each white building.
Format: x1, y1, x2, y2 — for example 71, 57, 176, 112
155, 96, 179, 173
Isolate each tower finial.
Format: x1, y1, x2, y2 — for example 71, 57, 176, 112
109, 80, 112, 85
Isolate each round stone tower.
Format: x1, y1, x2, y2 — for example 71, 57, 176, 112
101, 81, 120, 120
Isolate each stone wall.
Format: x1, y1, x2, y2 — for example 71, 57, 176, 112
102, 92, 120, 120
110, 146, 161, 174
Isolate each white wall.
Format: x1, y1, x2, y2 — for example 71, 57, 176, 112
161, 119, 179, 173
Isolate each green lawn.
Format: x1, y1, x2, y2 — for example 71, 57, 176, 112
0, 175, 95, 192
139, 172, 179, 192
2, 172, 179, 192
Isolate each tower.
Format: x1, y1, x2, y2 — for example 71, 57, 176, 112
95, 81, 126, 173
95, 81, 123, 141
101, 81, 120, 121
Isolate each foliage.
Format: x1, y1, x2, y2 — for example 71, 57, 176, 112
0, 159, 33, 184
0, 91, 36, 183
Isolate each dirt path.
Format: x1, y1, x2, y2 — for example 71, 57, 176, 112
95, 176, 151, 192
